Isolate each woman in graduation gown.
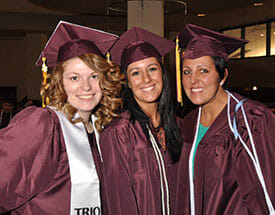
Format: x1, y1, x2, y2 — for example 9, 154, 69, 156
175, 24, 275, 215
0, 21, 124, 215
99, 27, 183, 215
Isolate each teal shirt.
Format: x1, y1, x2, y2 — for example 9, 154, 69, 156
192, 123, 209, 175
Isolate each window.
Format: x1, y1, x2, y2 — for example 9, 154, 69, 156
270, 22, 275, 55
223, 28, 242, 59
245, 24, 266, 57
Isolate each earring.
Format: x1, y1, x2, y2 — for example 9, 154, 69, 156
219, 82, 223, 86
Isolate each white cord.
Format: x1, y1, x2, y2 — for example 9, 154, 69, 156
188, 107, 201, 215
226, 91, 275, 214
147, 125, 170, 215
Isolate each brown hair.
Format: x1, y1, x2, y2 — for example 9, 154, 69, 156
40, 53, 125, 132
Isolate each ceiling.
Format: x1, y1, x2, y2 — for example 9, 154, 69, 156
1, 0, 275, 100
1, 0, 274, 36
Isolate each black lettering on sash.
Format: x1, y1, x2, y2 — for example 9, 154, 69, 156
74, 208, 81, 215
83, 208, 89, 215
74, 207, 101, 215
93, 207, 101, 215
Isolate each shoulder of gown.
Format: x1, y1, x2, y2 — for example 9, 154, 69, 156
103, 110, 131, 130
181, 108, 199, 128
233, 93, 275, 136
0, 106, 65, 213
100, 110, 138, 150
228, 93, 275, 213
100, 110, 138, 161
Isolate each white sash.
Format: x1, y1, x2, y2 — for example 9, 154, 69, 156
54, 110, 102, 215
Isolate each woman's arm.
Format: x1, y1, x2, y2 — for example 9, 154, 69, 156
0, 107, 62, 213
233, 102, 275, 214
100, 123, 139, 215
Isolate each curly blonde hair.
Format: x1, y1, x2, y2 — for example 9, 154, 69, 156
40, 53, 125, 132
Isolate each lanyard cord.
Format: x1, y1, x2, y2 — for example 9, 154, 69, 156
226, 91, 275, 215
188, 92, 275, 215
147, 125, 170, 215
188, 107, 201, 215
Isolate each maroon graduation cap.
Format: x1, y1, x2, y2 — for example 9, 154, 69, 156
178, 24, 248, 61
35, 20, 118, 68
110, 26, 175, 69
175, 24, 248, 104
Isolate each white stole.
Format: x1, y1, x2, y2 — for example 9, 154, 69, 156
54, 110, 102, 215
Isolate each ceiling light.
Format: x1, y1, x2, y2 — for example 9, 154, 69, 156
253, 2, 264, 6
197, 13, 206, 17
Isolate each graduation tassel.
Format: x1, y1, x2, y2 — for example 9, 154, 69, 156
176, 36, 183, 106
41, 56, 49, 107
106, 51, 111, 63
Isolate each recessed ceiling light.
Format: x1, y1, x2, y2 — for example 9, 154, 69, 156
254, 2, 264, 6
197, 13, 206, 17
260, 33, 264, 37
252, 85, 258, 91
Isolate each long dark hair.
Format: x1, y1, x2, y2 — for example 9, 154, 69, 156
122, 59, 183, 163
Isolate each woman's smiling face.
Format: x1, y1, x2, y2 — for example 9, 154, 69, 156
181, 55, 226, 106
126, 57, 163, 110
62, 57, 102, 119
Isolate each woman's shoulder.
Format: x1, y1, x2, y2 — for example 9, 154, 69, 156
100, 110, 143, 143
0, 106, 64, 163
181, 108, 199, 124
231, 92, 272, 117
100, 111, 138, 151
103, 110, 132, 131
230, 92, 275, 134
17, 105, 57, 118
8, 106, 60, 128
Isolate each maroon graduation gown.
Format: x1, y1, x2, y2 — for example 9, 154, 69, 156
88, 133, 108, 215
100, 110, 180, 215
0, 106, 105, 215
175, 92, 275, 215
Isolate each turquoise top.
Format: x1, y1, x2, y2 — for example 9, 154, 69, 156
192, 123, 209, 175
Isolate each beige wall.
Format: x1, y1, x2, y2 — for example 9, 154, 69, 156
0, 33, 46, 102
0, 38, 27, 101
128, 1, 164, 36
25, 33, 48, 100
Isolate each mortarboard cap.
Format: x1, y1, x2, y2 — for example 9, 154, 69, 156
175, 24, 248, 105
178, 24, 248, 61
35, 20, 118, 68
110, 26, 175, 69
